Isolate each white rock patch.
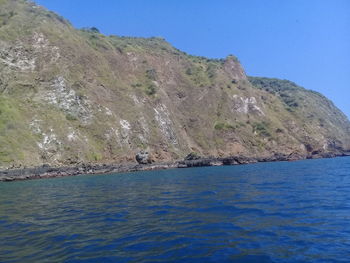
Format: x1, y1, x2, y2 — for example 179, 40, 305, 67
0, 42, 36, 71
119, 120, 131, 146
41, 76, 93, 123
126, 52, 138, 62
31, 121, 62, 157
37, 130, 61, 152
32, 32, 49, 50
29, 119, 42, 134
232, 95, 264, 116
104, 107, 113, 116
67, 128, 78, 142
120, 119, 131, 130
0, 32, 60, 71
32, 32, 60, 63
130, 94, 140, 105
138, 116, 149, 143
154, 104, 178, 145
114, 129, 123, 147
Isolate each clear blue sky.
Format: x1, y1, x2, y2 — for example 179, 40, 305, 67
34, 0, 350, 118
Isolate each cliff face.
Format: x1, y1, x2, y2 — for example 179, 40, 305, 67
0, 0, 349, 168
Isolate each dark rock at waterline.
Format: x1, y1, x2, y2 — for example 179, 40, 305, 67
1, 152, 350, 182
222, 156, 256, 165
179, 158, 213, 167
136, 151, 151, 164
184, 152, 201, 161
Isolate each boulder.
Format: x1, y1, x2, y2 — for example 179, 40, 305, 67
136, 151, 150, 164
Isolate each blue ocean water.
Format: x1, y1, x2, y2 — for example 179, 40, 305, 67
1, 157, 350, 263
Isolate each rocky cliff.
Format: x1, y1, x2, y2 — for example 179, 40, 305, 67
0, 0, 349, 168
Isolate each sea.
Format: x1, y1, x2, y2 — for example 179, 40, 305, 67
1, 157, 350, 263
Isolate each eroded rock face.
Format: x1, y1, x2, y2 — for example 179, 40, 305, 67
136, 151, 150, 164
223, 55, 247, 81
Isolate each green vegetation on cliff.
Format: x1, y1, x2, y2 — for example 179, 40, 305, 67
0, 0, 349, 168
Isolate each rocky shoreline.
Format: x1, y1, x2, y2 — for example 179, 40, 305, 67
1, 152, 350, 182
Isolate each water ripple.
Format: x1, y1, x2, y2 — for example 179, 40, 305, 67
1, 157, 350, 262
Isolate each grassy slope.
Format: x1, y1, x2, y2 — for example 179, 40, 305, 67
0, 0, 349, 168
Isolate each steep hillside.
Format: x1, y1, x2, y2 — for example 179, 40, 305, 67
0, 0, 349, 168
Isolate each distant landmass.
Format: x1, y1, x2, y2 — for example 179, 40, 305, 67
0, 0, 349, 169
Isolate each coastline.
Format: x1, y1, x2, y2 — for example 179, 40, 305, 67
1, 152, 350, 182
